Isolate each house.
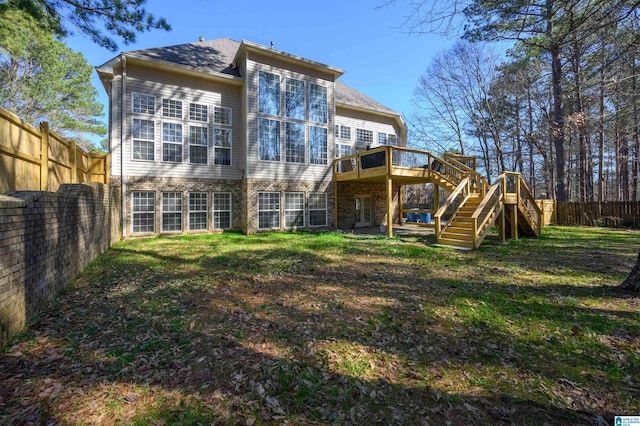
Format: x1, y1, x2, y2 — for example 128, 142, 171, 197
96, 38, 407, 237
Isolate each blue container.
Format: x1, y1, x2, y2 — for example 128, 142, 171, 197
419, 213, 431, 223
407, 212, 417, 222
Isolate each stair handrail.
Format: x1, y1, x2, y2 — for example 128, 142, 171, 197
442, 155, 489, 196
434, 176, 471, 241
427, 152, 468, 188
517, 175, 543, 236
471, 174, 505, 248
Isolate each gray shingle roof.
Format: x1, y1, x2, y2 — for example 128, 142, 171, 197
123, 38, 398, 116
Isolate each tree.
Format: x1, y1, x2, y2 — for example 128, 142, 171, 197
0, 7, 106, 142
2, 0, 170, 51
621, 249, 640, 292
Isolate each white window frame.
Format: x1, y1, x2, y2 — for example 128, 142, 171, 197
309, 125, 328, 165
161, 121, 183, 163
284, 192, 305, 228
257, 192, 280, 230
388, 134, 398, 146
131, 118, 155, 162
309, 83, 328, 124
131, 191, 155, 234
161, 192, 183, 233
339, 125, 351, 140
356, 128, 373, 144
212, 192, 232, 230
285, 122, 305, 164
162, 98, 183, 118
213, 128, 232, 166
189, 102, 209, 122
258, 118, 281, 162
132, 93, 155, 115
309, 193, 327, 227
214, 106, 232, 126
188, 192, 208, 231
188, 125, 209, 165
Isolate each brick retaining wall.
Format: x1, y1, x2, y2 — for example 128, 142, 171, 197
0, 183, 121, 346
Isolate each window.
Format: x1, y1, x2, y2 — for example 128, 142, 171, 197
132, 118, 155, 161
309, 193, 327, 227
259, 71, 280, 116
258, 192, 280, 229
284, 192, 305, 228
356, 128, 373, 144
285, 78, 305, 120
132, 192, 155, 233
258, 118, 280, 161
309, 83, 327, 123
214, 106, 232, 126
162, 122, 183, 162
132, 93, 155, 114
339, 125, 351, 140
189, 192, 208, 231
285, 122, 305, 163
335, 125, 339, 137
309, 126, 327, 165
189, 103, 208, 122
335, 143, 352, 158
388, 134, 398, 146
212, 193, 231, 229
189, 125, 208, 164
214, 129, 232, 165
162, 99, 182, 118
161, 192, 182, 232
378, 132, 388, 145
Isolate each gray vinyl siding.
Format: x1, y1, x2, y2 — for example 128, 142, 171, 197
245, 52, 336, 182
110, 75, 122, 176
335, 106, 403, 153
120, 65, 244, 180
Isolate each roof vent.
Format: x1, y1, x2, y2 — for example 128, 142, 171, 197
199, 36, 204, 42
270, 41, 274, 49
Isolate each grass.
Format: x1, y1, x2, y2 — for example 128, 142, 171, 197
1, 226, 639, 424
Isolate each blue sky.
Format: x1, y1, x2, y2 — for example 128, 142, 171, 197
66, 0, 458, 142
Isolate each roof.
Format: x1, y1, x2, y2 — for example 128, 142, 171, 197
97, 38, 401, 117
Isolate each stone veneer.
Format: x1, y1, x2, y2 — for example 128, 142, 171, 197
0, 183, 121, 346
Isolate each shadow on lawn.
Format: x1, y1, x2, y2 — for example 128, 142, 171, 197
1, 233, 637, 424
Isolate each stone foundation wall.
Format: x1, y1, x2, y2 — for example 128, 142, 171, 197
0, 183, 121, 346
337, 182, 400, 230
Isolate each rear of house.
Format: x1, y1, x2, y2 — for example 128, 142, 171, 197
96, 38, 407, 237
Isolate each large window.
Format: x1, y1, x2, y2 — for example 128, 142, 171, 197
258, 192, 280, 229
378, 132, 398, 146
162, 99, 182, 118
214, 129, 232, 165
132, 93, 155, 114
212, 193, 232, 229
161, 192, 182, 232
189, 192, 208, 231
132, 192, 155, 233
162, 122, 183, 162
309, 126, 327, 165
309, 83, 327, 124
189, 103, 208, 122
258, 118, 280, 161
259, 71, 281, 116
132, 118, 155, 161
214, 106, 232, 126
335, 143, 352, 158
339, 125, 351, 140
356, 128, 373, 144
284, 192, 305, 228
285, 78, 305, 120
285, 122, 305, 163
189, 125, 208, 164
309, 193, 327, 227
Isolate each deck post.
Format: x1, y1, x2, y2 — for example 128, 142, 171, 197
397, 185, 403, 225
386, 173, 393, 238
334, 180, 339, 231
498, 210, 506, 243
510, 205, 518, 240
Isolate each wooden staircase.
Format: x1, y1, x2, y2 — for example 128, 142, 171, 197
438, 194, 482, 249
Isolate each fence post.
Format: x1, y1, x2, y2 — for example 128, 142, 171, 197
105, 153, 111, 185
70, 139, 77, 183
39, 122, 49, 191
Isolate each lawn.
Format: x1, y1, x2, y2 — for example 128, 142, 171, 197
1, 226, 639, 425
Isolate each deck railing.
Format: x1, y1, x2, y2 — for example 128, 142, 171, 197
434, 176, 471, 240
470, 174, 505, 247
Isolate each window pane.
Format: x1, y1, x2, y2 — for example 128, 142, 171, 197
340, 125, 351, 140
189, 126, 208, 164
213, 193, 231, 229
189, 103, 208, 122
162, 99, 182, 118
309, 193, 327, 226
162, 192, 182, 232
133, 141, 154, 161
309, 126, 327, 165
258, 118, 280, 161
214, 107, 232, 125
132, 192, 155, 233
284, 192, 304, 228
378, 132, 388, 145
259, 71, 280, 116
189, 192, 207, 231
285, 122, 305, 163
133, 118, 154, 140
285, 78, 305, 120
258, 192, 280, 229
309, 83, 327, 123
214, 129, 231, 165
133, 94, 155, 114
356, 128, 373, 144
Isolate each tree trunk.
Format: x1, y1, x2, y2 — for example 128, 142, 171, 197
620, 249, 640, 292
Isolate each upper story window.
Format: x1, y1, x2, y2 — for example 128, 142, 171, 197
132, 93, 155, 114
285, 78, 305, 120
309, 83, 327, 124
189, 103, 208, 122
258, 118, 280, 162
162, 122, 183, 162
388, 134, 398, 146
214, 129, 232, 165
132, 118, 155, 161
162, 99, 183, 118
356, 128, 373, 144
214, 106, 232, 126
309, 126, 327, 165
338, 125, 351, 140
378, 132, 388, 145
188, 125, 208, 164
259, 71, 281, 116
285, 122, 305, 164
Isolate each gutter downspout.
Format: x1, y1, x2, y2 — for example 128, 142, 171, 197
120, 55, 127, 238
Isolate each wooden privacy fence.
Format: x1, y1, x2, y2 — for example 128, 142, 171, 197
0, 106, 110, 193
556, 201, 640, 227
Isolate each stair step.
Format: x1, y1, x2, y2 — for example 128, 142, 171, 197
437, 237, 475, 249
452, 216, 474, 223
442, 231, 474, 240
